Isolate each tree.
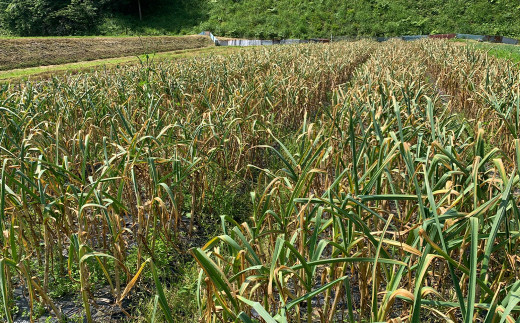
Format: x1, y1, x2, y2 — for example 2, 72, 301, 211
102, 0, 153, 20
0, 0, 108, 36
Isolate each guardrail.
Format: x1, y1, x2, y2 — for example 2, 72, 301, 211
200, 31, 520, 47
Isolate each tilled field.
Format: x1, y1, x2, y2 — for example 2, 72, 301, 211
0, 35, 213, 71
0, 40, 520, 322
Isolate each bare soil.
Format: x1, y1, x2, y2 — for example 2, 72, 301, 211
0, 35, 213, 71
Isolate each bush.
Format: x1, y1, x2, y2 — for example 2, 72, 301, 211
0, 0, 105, 36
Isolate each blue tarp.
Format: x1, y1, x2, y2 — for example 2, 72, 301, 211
456, 34, 485, 41
502, 37, 519, 45
280, 39, 302, 44
401, 35, 427, 41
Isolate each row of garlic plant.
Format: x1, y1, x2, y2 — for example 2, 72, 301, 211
420, 40, 520, 153
0, 41, 373, 322
194, 40, 520, 322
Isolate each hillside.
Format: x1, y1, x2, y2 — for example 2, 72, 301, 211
1, 0, 519, 38
199, 0, 520, 39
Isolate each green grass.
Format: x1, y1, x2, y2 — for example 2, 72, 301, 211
131, 262, 201, 323
200, 0, 520, 39
451, 39, 520, 63
0, 46, 241, 81
472, 43, 520, 63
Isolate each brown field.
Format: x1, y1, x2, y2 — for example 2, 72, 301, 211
0, 35, 213, 71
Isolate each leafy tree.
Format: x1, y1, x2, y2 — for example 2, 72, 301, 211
105, 0, 157, 20
0, 0, 48, 36
51, 0, 101, 35
0, 0, 107, 36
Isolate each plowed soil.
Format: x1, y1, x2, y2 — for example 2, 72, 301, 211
0, 35, 213, 71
